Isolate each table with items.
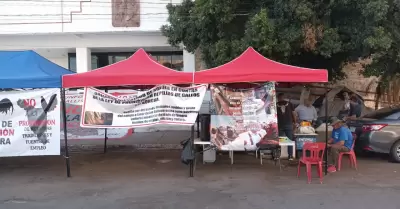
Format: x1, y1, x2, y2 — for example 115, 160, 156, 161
194, 137, 296, 166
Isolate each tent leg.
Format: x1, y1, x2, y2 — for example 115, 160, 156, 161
189, 160, 194, 177
324, 87, 329, 175
104, 135, 108, 154
104, 88, 108, 154
61, 88, 71, 178
196, 115, 200, 138
189, 125, 195, 177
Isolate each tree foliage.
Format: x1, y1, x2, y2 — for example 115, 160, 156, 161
161, 0, 389, 80
363, 0, 399, 78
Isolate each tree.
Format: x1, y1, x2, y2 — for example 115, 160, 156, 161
361, 0, 400, 105
161, 0, 388, 80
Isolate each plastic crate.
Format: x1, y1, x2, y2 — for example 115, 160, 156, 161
295, 134, 317, 150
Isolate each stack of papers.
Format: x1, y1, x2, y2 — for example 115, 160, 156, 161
278, 137, 292, 143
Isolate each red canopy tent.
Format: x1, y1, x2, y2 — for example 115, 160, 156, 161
194, 47, 328, 84
192, 47, 330, 177
60, 48, 195, 178
62, 48, 194, 88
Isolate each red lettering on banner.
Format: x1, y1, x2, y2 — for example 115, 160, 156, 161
0, 129, 14, 136
111, 92, 137, 98
68, 122, 79, 128
61, 122, 79, 128
24, 99, 36, 107
18, 120, 55, 126
66, 105, 81, 114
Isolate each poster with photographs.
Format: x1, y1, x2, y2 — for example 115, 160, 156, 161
0, 89, 60, 157
81, 85, 207, 128
63, 91, 133, 140
210, 83, 278, 151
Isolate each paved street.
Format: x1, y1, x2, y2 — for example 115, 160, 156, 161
0, 149, 399, 209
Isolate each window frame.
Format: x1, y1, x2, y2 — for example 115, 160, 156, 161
68, 51, 183, 71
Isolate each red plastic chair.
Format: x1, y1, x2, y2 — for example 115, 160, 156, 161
337, 134, 357, 171
297, 142, 326, 184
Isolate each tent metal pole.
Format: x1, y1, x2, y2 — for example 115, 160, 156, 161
324, 87, 328, 175
61, 88, 71, 177
189, 125, 195, 177
104, 88, 108, 154
196, 115, 200, 138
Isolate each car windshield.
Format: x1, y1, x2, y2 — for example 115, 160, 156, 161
362, 108, 400, 120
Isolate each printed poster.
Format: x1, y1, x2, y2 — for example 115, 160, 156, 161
210, 83, 278, 151
81, 85, 207, 128
0, 89, 60, 157
64, 91, 133, 140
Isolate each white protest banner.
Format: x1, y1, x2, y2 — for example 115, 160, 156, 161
64, 91, 133, 140
81, 85, 207, 128
0, 89, 60, 157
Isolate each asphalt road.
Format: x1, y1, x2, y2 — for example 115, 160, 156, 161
0, 150, 399, 209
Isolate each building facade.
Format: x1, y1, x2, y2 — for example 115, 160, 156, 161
0, 0, 195, 73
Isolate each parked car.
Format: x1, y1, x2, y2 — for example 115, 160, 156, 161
347, 107, 400, 162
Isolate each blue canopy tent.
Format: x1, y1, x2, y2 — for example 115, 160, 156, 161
0, 50, 73, 88
0, 50, 73, 177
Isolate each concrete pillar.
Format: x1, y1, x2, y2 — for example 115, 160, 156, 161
183, 50, 195, 72
76, 47, 91, 73
194, 48, 206, 71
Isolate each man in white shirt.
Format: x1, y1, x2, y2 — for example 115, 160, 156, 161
295, 98, 318, 122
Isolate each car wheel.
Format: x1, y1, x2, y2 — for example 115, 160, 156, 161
390, 140, 400, 163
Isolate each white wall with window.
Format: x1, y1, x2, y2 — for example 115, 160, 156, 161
0, 0, 195, 73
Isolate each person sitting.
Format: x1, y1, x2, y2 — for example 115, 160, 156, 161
327, 118, 354, 173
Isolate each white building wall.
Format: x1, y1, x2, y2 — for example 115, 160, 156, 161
0, 32, 170, 49
183, 50, 195, 72
76, 47, 92, 73
0, 32, 178, 73
49, 56, 70, 69
0, 0, 197, 134
0, 0, 182, 34
34, 48, 70, 68
0, 0, 196, 74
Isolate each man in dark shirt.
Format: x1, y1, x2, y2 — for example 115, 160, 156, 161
347, 94, 362, 120
276, 93, 297, 160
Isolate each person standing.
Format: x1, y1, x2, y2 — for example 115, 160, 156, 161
338, 92, 351, 119
327, 118, 354, 173
276, 93, 297, 160
295, 98, 318, 123
346, 94, 362, 120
